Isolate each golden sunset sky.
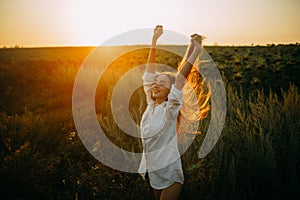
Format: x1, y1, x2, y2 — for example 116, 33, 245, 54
0, 0, 299, 47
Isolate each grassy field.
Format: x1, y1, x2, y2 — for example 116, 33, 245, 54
0, 44, 299, 199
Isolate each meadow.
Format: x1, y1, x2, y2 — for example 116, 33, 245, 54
0, 44, 299, 199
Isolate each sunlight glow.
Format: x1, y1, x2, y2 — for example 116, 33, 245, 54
0, 0, 299, 47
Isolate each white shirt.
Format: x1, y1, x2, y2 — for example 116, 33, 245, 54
139, 71, 184, 189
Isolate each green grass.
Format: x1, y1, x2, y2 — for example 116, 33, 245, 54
0, 44, 299, 199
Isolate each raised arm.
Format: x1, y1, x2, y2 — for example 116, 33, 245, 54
146, 25, 163, 74
174, 34, 204, 90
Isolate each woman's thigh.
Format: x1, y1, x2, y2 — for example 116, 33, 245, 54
153, 189, 162, 200
159, 182, 183, 200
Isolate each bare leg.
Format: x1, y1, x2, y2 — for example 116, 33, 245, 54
153, 189, 162, 200
160, 182, 183, 200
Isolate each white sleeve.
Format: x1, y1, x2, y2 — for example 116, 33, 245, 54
166, 84, 183, 120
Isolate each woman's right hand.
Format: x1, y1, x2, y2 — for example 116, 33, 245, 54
152, 25, 163, 42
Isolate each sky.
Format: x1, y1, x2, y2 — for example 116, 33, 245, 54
0, 0, 299, 47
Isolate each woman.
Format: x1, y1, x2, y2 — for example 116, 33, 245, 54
139, 25, 205, 200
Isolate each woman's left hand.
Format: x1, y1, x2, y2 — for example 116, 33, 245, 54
190, 34, 205, 52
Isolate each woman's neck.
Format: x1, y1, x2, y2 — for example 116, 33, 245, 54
155, 97, 167, 105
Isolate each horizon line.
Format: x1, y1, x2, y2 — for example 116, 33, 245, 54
1, 42, 299, 49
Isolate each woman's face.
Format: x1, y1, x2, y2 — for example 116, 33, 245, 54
151, 74, 171, 100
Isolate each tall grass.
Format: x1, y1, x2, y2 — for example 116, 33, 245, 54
83, 83, 300, 200
0, 45, 299, 199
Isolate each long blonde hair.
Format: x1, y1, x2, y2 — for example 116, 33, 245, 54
177, 58, 211, 135
179, 59, 210, 115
